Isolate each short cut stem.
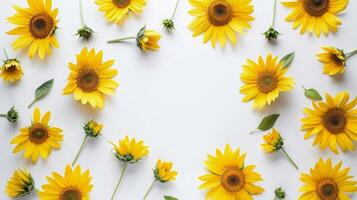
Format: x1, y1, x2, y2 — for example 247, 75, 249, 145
346, 49, 357, 58
107, 36, 137, 44
272, 0, 278, 28
72, 135, 89, 166
0, 114, 7, 117
111, 162, 128, 200
171, 0, 180, 20
142, 180, 157, 200
281, 147, 299, 170
3, 49, 9, 60
79, 0, 85, 26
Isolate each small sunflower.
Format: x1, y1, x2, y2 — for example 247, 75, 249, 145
282, 0, 349, 37
240, 54, 295, 108
199, 144, 265, 200
0, 106, 20, 123
1, 58, 23, 82
63, 47, 119, 109
10, 107, 63, 163
301, 92, 357, 154
95, 0, 146, 25
39, 165, 93, 200
317, 46, 357, 76
188, 0, 254, 48
5, 168, 34, 198
299, 158, 357, 200
7, 0, 59, 59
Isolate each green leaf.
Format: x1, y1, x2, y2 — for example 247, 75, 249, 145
302, 86, 322, 101
250, 114, 280, 134
279, 52, 295, 68
164, 196, 178, 200
28, 79, 54, 108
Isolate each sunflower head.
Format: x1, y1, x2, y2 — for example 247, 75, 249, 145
154, 159, 178, 183
110, 136, 149, 163
317, 46, 347, 76
299, 158, 357, 200
199, 144, 265, 199
263, 27, 280, 41
301, 92, 357, 154
0, 58, 23, 82
136, 27, 161, 52
5, 106, 20, 123
240, 54, 295, 108
274, 187, 286, 199
77, 26, 94, 41
7, 0, 59, 59
5, 168, 34, 197
83, 120, 103, 137
261, 128, 284, 153
162, 19, 175, 31
39, 165, 93, 200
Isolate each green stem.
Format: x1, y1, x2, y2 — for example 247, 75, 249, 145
79, 0, 85, 26
142, 180, 157, 200
107, 36, 136, 44
72, 135, 89, 166
281, 147, 298, 170
0, 114, 7, 117
346, 49, 357, 58
301, 85, 306, 91
3, 49, 9, 60
171, 0, 180, 20
272, 0, 277, 28
111, 162, 128, 200
27, 99, 37, 108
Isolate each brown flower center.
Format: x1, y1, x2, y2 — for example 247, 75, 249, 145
221, 167, 245, 192
303, 0, 329, 17
29, 13, 54, 39
331, 54, 345, 66
59, 187, 82, 200
5, 65, 18, 72
112, 0, 131, 8
316, 179, 338, 200
208, 0, 232, 26
77, 69, 100, 92
323, 108, 346, 134
257, 74, 278, 93
29, 124, 49, 144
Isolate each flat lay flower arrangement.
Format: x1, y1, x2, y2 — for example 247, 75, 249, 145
0, 0, 357, 199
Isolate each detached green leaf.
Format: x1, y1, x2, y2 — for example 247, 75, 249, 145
302, 86, 322, 101
28, 79, 54, 108
279, 52, 295, 68
250, 114, 280, 134
164, 196, 178, 200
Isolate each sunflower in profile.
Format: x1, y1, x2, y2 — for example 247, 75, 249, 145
10, 107, 63, 163
0, 58, 23, 82
63, 48, 119, 109
299, 158, 357, 200
95, 0, 146, 25
199, 144, 265, 200
39, 165, 93, 200
5, 168, 34, 197
301, 92, 357, 154
240, 54, 295, 108
7, 0, 59, 59
282, 0, 349, 37
188, 0, 254, 48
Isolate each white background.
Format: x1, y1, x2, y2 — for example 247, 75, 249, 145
1, 0, 357, 199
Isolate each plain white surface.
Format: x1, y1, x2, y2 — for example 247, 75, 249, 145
1, 0, 357, 199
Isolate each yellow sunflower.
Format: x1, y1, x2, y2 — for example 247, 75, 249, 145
282, 0, 349, 37
39, 165, 93, 200
63, 47, 119, 109
110, 135, 149, 163
0, 59, 23, 82
154, 159, 178, 182
188, 0, 254, 48
5, 168, 34, 197
95, 0, 146, 25
301, 92, 357, 154
10, 107, 63, 163
299, 158, 357, 200
199, 144, 265, 200
7, 0, 59, 59
240, 54, 295, 108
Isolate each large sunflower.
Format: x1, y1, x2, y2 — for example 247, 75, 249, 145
240, 54, 295, 108
95, 0, 146, 25
39, 165, 93, 200
10, 107, 63, 163
63, 48, 119, 109
282, 0, 349, 37
188, 0, 254, 48
299, 158, 357, 200
301, 92, 357, 154
7, 0, 59, 59
199, 144, 264, 200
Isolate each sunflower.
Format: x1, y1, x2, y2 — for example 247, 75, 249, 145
282, 0, 349, 37
0, 59, 23, 82
188, 0, 254, 48
261, 128, 284, 153
299, 158, 357, 200
301, 92, 357, 154
63, 47, 119, 109
7, 0, 59, 59
95, 0, 146, 25
10, 107, 63, 163
240, 54, 295, 108
39, 165, 93, 200
110, 135, 149, 163
5, 168, 34, 197
199, 144, 265, 200
154, 159, 178, 183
